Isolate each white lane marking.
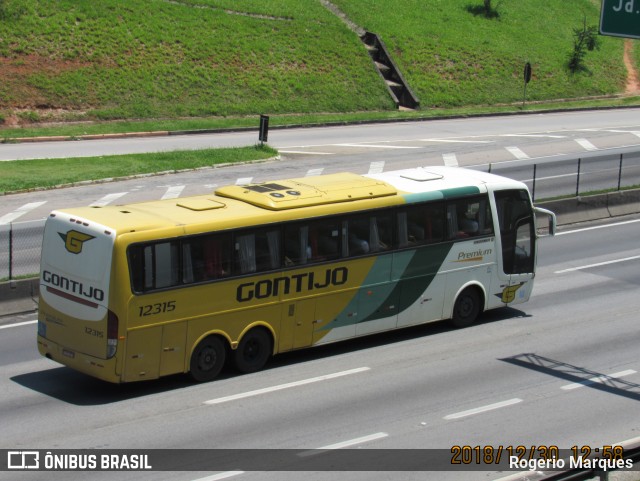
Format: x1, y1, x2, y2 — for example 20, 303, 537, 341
561, 369, 637, 391
0, 201, 47, 225
368, 161, 385, 174
443, 398, 522, 420
557, 218, 640, 236
191, 472, 244, 481
492, 471, 547, 481
298, 432, 389, 458
442, 153, 458, 167
554, 255, 640, 274
203, 367, 370, 405
0, 320, 38, 330
505, 146, 530, 160
306, 168, 324, 176
575, 138, 598, 151
420, 139, 493, 143
161, 185, 185, 200
89, 192, 127, 207
336, 143, 420, 149
235, 177, 252, 185
501, 134, 567, 139
280, 150, 333, 155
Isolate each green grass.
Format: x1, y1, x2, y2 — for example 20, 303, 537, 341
0, 0, 632, 131
330, 0, 626, 107
0, 0, 393, 121
0, 144, 277, 193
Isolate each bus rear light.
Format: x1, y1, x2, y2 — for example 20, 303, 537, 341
107, 310, 119, 359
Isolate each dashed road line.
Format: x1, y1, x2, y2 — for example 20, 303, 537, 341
235, 177, 253, 185
442, 153, 458, 167
306, 168, 324, 176
0, 201, 47, 225
554, 255, 640, 274
161, 185, 186, 200
444, 398, 523, 420
505, 146, 530, 160
89, 192, 127, 207
298, 432, 389, 457
203, 367, 370, 405
280, 150, 333, 155
336, 143, 420, 149
501, 134, 566, 139
203, 367, 371, 405
368, 161, 385, 174
0, 319, 38, 330
561, 369, 637, 390
420, 139, 493, 143
575, 138, 598, 151
190, 472, 244, 481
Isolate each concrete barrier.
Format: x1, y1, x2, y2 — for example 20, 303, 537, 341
536, 188, 640, 226
0, 278, 39, 317
2, 189, 639, 318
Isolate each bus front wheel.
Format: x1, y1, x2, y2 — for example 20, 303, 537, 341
451, 287, 482, 328
190, 336, 226, 382
233, 328, 272, 374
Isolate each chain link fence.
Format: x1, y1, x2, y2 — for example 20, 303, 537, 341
488, 151, 640, 202
0, 220, 44, 281
2, 152, 640, 281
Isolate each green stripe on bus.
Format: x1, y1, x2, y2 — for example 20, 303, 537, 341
319, 242, 453, 330
404, 186, 480, 203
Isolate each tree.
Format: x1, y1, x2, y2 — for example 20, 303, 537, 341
466, 0, 500, 19
568, 18, 600, 73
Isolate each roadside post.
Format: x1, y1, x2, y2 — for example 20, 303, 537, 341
259, 114, 269, 146
522, 62, 532, 107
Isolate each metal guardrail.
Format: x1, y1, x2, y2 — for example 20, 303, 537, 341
2, 152, 640, 281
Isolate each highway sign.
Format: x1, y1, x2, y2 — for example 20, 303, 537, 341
600, 0, 640, 39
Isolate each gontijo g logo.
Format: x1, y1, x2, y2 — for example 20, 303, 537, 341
58, 230, 95, 254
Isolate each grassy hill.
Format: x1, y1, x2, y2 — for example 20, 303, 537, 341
0, 0, 630, 127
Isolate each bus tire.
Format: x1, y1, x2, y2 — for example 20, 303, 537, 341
190, 336, 226, 382
451, 287, 482, 328
233, 327, 272, 374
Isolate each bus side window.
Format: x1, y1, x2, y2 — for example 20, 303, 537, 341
235, 228, 281, 274
345, 212, 392, 256
448, 198, 493, 239
401, 203, 445, 246
186, 234, 231, 282
284, 224, 310, 266
128, 241, 180, 292
310, 219, 340, 261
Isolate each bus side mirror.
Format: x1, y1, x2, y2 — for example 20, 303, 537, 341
533, 207, 556, 237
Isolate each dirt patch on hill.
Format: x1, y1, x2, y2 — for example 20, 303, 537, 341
624, 39, 640, 94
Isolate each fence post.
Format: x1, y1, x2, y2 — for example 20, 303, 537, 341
617, 153, 623, 191
532, 164, 537, 201
8, 222, 13, 281
576, 158, 581, 197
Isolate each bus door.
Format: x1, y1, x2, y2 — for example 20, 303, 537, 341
494, 189, 536, 305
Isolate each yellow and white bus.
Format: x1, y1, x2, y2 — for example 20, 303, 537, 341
37, 166, 555, 383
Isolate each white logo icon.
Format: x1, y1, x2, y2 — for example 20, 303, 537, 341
7, 451, 39, 469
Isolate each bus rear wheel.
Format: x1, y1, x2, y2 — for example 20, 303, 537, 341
190, 336, 226, 382
451, 287, 482, 328
233, 328, 272, 374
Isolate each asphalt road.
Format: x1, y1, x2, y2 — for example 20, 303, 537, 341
3, 108, 640, 225
1, 215, 639, 481
1, 109, 640, 480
